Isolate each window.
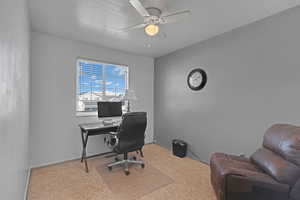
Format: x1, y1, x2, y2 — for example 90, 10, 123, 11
76, 58, 128, 115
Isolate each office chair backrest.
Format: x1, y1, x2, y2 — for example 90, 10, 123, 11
116, 112, 147, 153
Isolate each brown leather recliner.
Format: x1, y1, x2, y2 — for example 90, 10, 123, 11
210, 124, 300, 200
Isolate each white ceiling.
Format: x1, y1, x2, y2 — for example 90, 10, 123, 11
29, 0, 300, 58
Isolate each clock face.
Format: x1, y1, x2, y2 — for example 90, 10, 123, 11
189, 71, 202, 87
187, 68, 207, 91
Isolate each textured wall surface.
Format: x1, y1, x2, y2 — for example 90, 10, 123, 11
30, 32, 154, 167
155, 6, 300, 163
0, 0, 30, 199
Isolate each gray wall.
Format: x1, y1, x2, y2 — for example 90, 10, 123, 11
30, 31, 154, 167
0, 0, 30, 199
155, 6, 300, 163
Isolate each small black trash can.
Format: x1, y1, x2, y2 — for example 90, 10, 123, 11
172, 139, 187, 158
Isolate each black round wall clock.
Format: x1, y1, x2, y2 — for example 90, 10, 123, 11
187, 68, 207, 91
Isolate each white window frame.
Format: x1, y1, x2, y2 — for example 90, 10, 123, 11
76, 58, 129, 117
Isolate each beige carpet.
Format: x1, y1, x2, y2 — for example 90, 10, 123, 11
28, 144, 217, 200
97, 160, 173, 200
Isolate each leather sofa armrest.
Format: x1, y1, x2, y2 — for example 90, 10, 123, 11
225, 154, 250, 163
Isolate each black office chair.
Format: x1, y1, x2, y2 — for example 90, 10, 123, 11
107, 112, 147, 175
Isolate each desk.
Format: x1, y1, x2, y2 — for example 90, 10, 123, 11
79, 122, 119, 172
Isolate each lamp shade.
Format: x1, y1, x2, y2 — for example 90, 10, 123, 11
145, 24, 159, 36
123, 89, 137, 101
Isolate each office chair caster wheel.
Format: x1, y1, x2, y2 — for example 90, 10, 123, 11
108, 166, 112, 171
141, 164, 145, 168
125, 171, 130, 176
133, 156, 137, 160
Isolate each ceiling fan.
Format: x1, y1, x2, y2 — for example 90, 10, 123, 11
122, 0, 191, 37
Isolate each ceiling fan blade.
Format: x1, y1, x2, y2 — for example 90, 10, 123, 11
161, 10, 191, 24
120, 23, 147, 32
129, 0, 150, 18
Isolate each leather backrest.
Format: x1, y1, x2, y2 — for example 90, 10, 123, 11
263, 124, 300, 166
251, 148, 300, 185
251, 124, 300, 186
116, 112, 147, 153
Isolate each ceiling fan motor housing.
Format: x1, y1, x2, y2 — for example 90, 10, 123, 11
126, 0, 190, 36
145, 7, 163, 24
146, 7, 162, 17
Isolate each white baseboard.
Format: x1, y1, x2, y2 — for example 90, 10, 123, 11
30, 141, 155, 169
24, 168, 31, 200
30, 156, 79, 169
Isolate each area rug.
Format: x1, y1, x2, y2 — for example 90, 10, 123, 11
97, 161, 174, 200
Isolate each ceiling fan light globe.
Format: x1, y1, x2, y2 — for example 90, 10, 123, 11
145, 24, 159, 36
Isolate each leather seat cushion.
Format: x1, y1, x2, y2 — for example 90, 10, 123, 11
251, 148, 300, 185
263, 124, 300, 166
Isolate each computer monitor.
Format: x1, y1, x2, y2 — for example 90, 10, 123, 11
97, 102, 122, 118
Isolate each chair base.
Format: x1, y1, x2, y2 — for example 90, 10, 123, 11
107, 153, 145, 175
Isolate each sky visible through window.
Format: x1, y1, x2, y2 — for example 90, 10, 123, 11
78, 61, 127, 96
77, 59, 128, 112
